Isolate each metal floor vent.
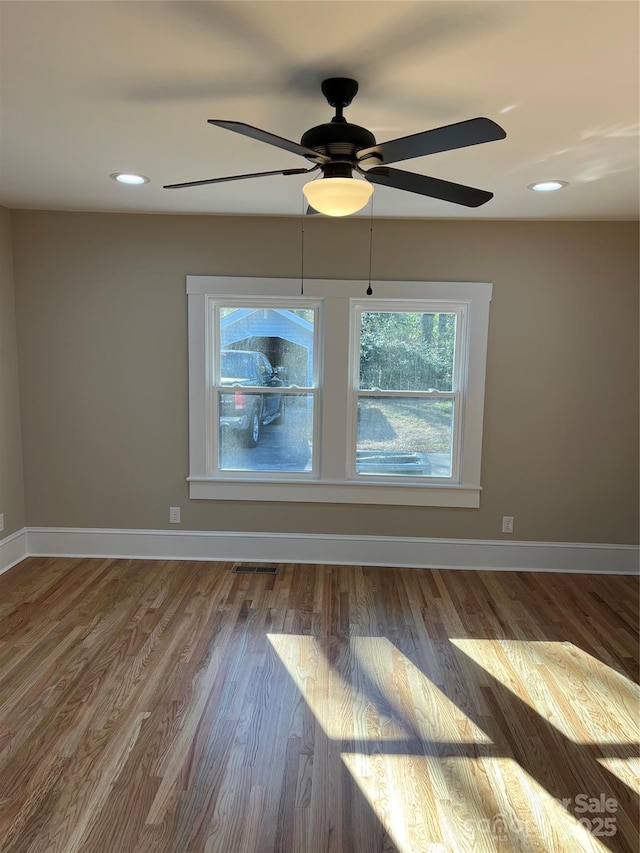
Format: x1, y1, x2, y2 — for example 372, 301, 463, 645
233, 564, 279, 575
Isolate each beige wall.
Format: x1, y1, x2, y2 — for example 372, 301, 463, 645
0, 207, 25, 536
10, 211, 639, 544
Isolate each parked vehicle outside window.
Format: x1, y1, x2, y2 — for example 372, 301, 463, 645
219, 350, 284, 447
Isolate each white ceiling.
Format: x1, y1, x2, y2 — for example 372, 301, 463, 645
0, 0, 638, 220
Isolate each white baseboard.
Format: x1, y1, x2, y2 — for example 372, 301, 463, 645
0, 528, 28, 575
22, 527, 640, 574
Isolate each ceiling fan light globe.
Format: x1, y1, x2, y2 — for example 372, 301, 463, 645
303, 177, 373, 217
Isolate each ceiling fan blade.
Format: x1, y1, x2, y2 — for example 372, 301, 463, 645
208, 120, 329, 164
358, 117, 506, 165
164, 166, 313, 189
364, 166, 493, 207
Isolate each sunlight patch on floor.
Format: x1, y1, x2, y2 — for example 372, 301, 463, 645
341, 751, 612, 853
450, 638, 640, 746
268, 634, 628, 852
595, 756, 640, 790
341, 752, 437, 853
510, 763, 614, 853
267, 633, 492, 745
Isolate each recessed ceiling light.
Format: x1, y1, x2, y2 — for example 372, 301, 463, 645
527, 180, 568, 192
110, 172, 149, 185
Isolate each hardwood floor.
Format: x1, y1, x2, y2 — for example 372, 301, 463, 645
0, 557, 637, 853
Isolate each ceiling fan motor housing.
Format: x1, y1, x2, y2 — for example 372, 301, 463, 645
301, 122, 377, 164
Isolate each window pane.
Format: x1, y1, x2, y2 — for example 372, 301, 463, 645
219, 306, 315, 388
356, 397, 453, 477
218, 393, 314, 472
359, 311, 456, 392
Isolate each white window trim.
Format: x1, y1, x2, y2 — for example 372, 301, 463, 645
187, 276, 492, 508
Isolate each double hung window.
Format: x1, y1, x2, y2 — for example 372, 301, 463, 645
352, 305, 462, 480
212, 301, 320, 477
187, 277, 491, 507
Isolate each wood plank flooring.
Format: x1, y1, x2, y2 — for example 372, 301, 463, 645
0, 557, 637, 852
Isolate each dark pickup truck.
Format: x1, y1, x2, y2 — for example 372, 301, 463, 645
219, 350, 285, 447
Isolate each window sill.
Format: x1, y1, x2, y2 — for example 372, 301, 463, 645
187, 478, 481, 508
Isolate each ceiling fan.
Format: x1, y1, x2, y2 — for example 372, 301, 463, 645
164, 78, 506, 215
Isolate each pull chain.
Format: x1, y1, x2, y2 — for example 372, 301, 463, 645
300, 196, 306, 295
366, 194, 374, 295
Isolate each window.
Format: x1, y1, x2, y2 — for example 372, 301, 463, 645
187, 277, 492, 507
353, 306, 461, 480
213, 300, 320, 476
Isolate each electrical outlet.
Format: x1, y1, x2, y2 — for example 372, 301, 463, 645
502, 516, 514, 534
0, 513, 4, 533
169, 506, 181, 524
